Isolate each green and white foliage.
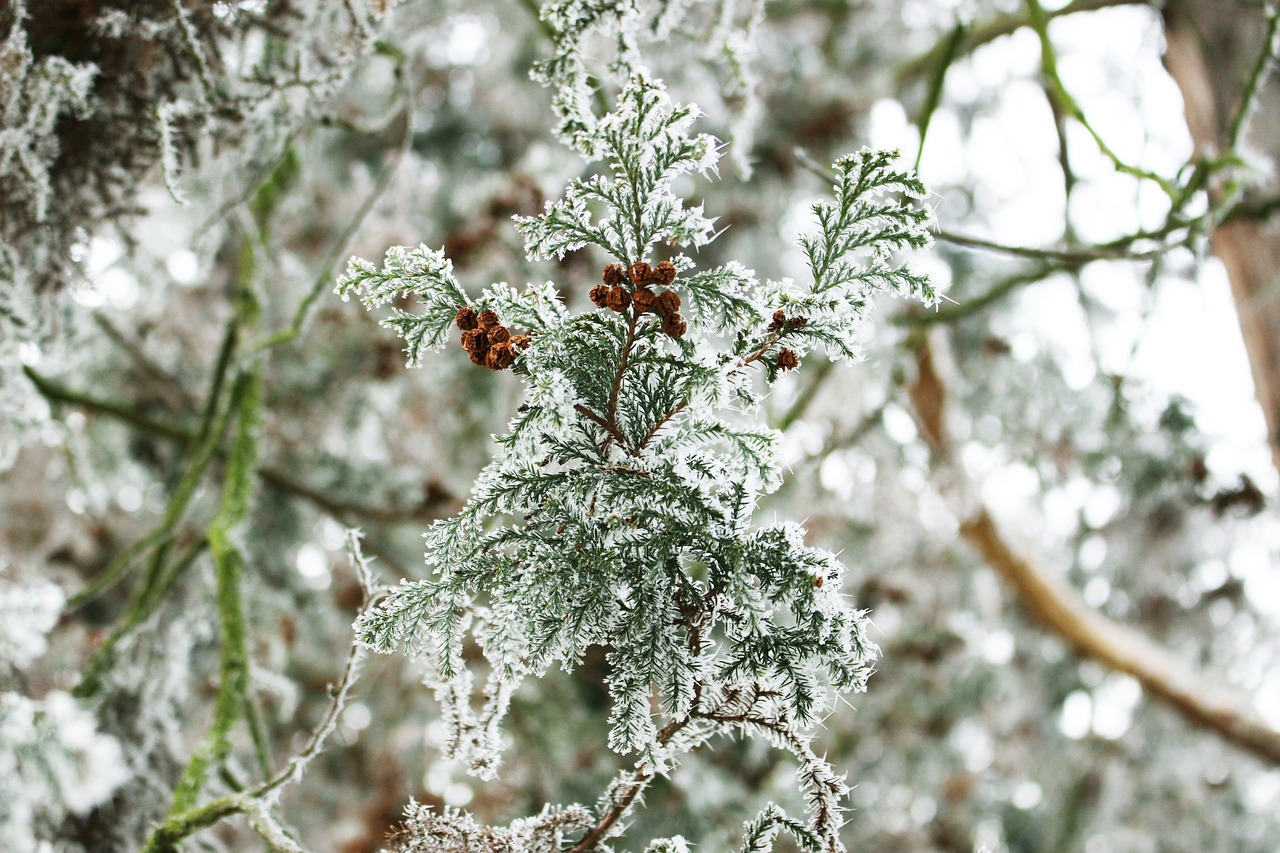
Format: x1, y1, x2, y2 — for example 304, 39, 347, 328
342, 71, 934, 852
515, 69, 719, 257
339, 245, 472, 367
0, 575, 127, 852
390, 801, 594, 852
1, 0, 385, 467
530, 0, 767, 172
0, 3, 95, 253
0, 0, 384, 295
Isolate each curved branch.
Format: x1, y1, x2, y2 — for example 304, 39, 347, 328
566, 715, 692, 853
896, 0, 1150, 85
907, 333, 1280, 767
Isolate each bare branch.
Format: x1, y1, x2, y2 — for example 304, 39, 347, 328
896, 0, 1150, 85
908, 333, 1280, 768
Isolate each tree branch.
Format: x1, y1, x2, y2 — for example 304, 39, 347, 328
24, 367, 454, 527
566, 715, 693, 852
896, 0, 1150, 85
140, 533, 375, 853
907, 332, 1280, 767
575, 402, 635, 454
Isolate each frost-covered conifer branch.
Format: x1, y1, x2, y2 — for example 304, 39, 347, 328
526, 0, 767, 170
340, 70, 934, 851
389, 802, 596, 852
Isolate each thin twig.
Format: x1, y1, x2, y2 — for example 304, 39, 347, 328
893, 267, 1050, 327
605, 311, 642, 446
1226, 3, 1280, 152
575, 403, 635, 454
92, 312, 196, 409
1023, 0, 1175, 196
774, 359, 835, 432
914, 20, 968, 171
24, 367, 454, 529
567, 715, 694, 852
257, 98, 414, 351
634, 401, 688, 452
139, 533, 376, 853
936, 228, 1176, 263
169, 0, 221, 106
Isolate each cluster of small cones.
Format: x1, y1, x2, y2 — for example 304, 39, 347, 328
456, 307, 531, 370
590, 261, 687, 339
768, 310, 806, 371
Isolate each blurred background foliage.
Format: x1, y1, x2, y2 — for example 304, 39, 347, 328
3, 0, 1280, 850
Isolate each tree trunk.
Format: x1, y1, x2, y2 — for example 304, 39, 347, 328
1162, 0, 1280, 484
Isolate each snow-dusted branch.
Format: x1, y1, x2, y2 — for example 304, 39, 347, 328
908, 332, 1280, 768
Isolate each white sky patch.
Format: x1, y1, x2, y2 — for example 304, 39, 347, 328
881, 402, 918, 446
918, 107, 965, 187
1133, 262, 1275, 490
295, 543, 331, 590
982, 629, 1015, 665
98, 268, 140, 311
981, 461, 1039, 519
1013, 780, 1043, 809
1233, 541, 1280, 619
116, 485, 143, 513
868, 98, 916, 153
949, 719, 994, 772
1078, 534, 1107, 572
343, 702, 372, 731
448, 16, 491, 66
1059, 690, 1092, 739
1083, 576, 1110, 608
166, 249, 200, 285
1091, 674, 1141, 739
819, 450, 856, 501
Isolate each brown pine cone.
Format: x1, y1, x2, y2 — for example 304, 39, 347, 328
590, 284, 610, 307
510, 334, 532, 351
468, 348, 488, 366
627, 262, 652, 286
455, 306, 478, 330
655, 290, 681, 318
489, 326, 511, 343
777, 349, 799, 371
662, 314, 687, 338
603, 264, 627, 287
769, 310, 786, 330
606, 286, 632, 312
485, 342, 516, 370
460, 329, 488, 353
633, 288, 657, 314
655, 260, 677, 285
477, 309, 501, 331
791, 315, 809, 329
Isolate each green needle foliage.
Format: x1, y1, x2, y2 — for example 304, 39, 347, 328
340, 69, 935, 853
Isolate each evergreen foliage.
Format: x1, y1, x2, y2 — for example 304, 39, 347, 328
341, 71, 935, 851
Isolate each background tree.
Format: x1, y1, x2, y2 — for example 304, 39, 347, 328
2, 0, 1278, 851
